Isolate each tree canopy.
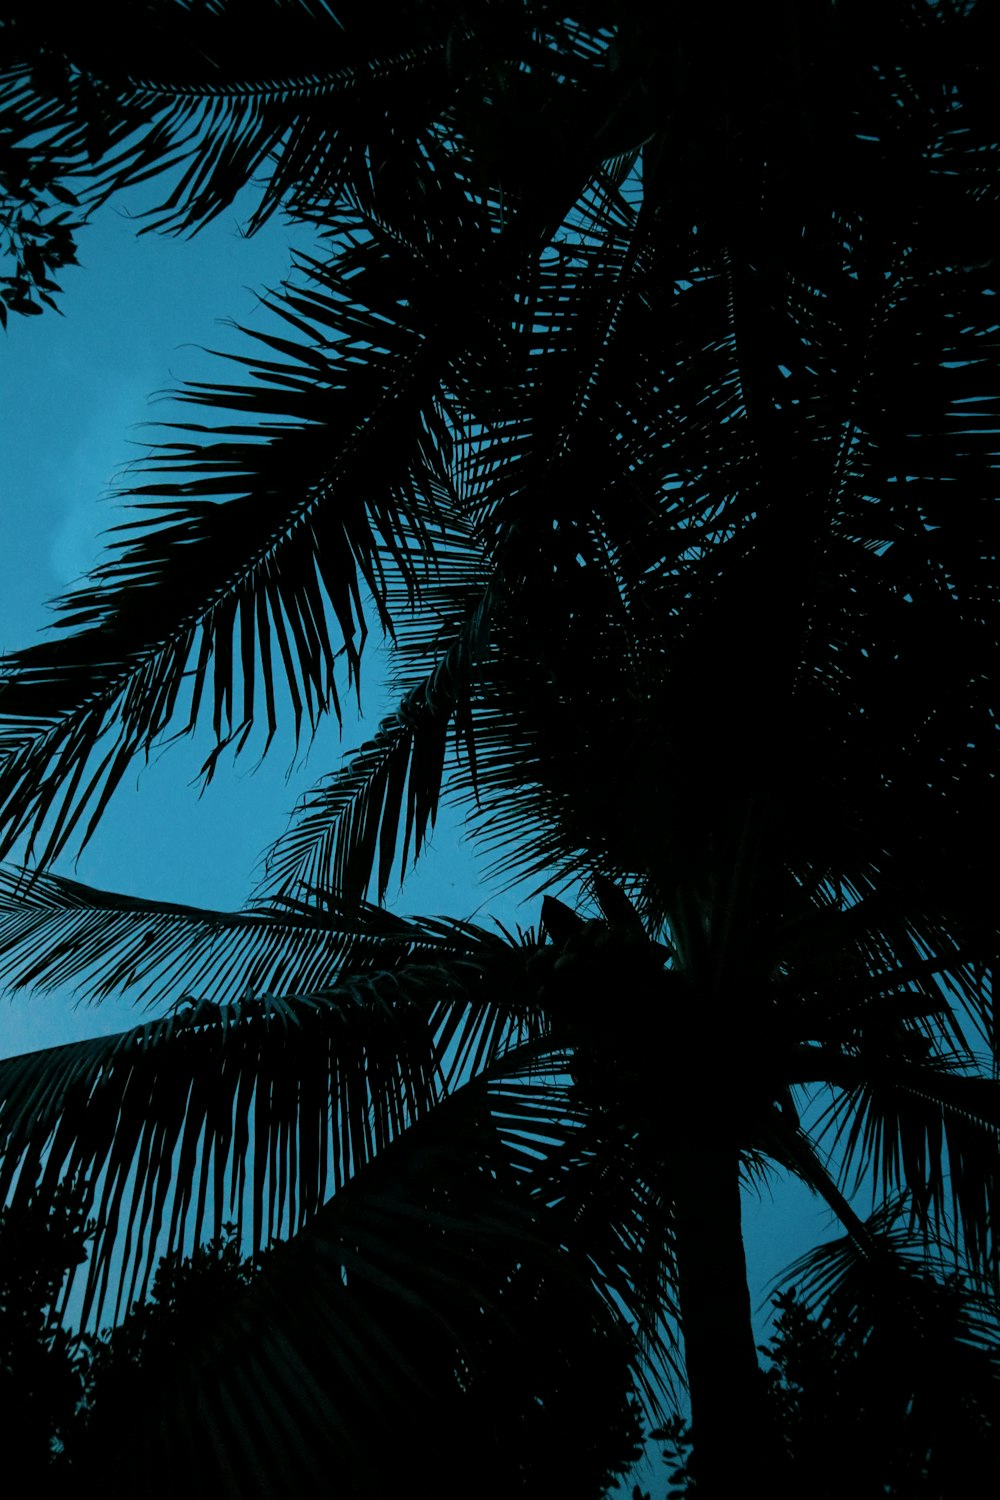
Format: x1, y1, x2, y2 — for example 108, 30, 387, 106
1, 3, 998, 1494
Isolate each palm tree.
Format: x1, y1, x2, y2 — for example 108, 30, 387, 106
0, 2, 998, 1493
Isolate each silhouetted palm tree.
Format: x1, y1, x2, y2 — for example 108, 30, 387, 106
0, 3, 998, 1494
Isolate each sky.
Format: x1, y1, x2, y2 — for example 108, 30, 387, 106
0, 181, 836, 1487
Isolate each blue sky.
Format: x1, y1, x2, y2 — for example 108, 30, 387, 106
0, 187, 836, 1482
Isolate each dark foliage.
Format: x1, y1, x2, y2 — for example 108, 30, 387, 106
652, 1243, 1000, 1499
0, 1184, 90, 1493
2, 1193, 643, 1499
0, 3, 998, 1495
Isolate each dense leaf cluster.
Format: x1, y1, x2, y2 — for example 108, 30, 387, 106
3, 1190, 643, 1499
0, 3, 998, 1495
654, 1234, 1000, 1498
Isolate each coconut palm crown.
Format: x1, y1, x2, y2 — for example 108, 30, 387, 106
0, 3, 998, 1494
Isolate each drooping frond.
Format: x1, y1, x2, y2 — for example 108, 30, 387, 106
488, 1062, 682, 1407
0, 864, 522, 1008
777, 1196, 1000, 1344
801, 1050, 1000, 1271
259, 512, 494, 905
74, 1052, 658, 1498
1, 1, 623, 248
0, 935, 537, 1323
0, 215, 501, 864
764, 1196, 1000, 1498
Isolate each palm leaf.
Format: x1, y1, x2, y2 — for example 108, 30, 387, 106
805, 1053, 1000, 1270
0, 864, 518, 1007
1, 5, 641, 246
77, 1073, 546, 1498
776, 1195, 1000, 1345
0, 936, 535, 1324
259, 522, 494, 905
0, 153, 651, 867
0, 220, 492, 864
76, 1050, 658, 1497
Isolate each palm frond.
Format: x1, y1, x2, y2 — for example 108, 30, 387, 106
80, 1070, 540, 1497
76, 1050, 655, 1497
767, 1195, 1000, 1497
259, 523, 494, 905
776, 1194, 1000, 1341
0, 864, 519, 1008
490, 1068, 683, 1409
261, 711, 452, 909
1, 6, 454, 233
808, 1055, 1000, 1270
773, 882, 993, 1060
0, 157, 656, 869
0, 222, 491, 864
0, 2, 628, 257
444, 217, 1000, 917
0, 939, 535, 1324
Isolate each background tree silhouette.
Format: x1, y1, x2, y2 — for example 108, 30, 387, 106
1, 1193, 644, 1497
0, 1183, 91, 1494
656, 1206, 1000, 1499
0, 3, 998, 1494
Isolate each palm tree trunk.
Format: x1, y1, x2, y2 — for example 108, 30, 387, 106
672, 1143, 784, 1497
